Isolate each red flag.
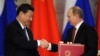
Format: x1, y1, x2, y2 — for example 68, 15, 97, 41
30, 0, 60, 56
96, 0, 100, 50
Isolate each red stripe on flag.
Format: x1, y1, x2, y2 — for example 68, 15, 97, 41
30, 0, 60, 56
96, 0, 100, 50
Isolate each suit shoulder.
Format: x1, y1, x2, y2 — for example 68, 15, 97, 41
82, 23, 94, 29
6, 21, 15, 28
6, 20, 20, 31
81, 23, 96, 32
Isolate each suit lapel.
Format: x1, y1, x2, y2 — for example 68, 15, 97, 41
74, 23, 85, 43
14, 20, 32, 41
26, 28, 33, 40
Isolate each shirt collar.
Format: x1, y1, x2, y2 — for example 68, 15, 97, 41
17, 19, 25, 29
75, 20, 84, 30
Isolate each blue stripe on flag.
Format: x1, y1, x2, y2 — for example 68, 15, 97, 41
75, 0, 95, 27
0, 0, 16, 56
62, 23, 72, 41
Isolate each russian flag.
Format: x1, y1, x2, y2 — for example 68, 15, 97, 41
0, 0, 16, 56
62, 0, 95, 41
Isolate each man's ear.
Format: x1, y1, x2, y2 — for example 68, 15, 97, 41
19, 11, 24, 16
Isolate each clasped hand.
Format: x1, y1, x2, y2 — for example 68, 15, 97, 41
40, 39, 49, 48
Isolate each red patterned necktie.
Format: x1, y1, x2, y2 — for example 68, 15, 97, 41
71, 27, 76, 42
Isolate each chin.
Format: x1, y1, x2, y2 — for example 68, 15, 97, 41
26, 25, 30, 28
26, 23, 30, 28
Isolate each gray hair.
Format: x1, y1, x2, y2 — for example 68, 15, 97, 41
70, 6, 83, 18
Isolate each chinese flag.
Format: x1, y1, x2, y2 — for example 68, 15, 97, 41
96, 0, 100, 50
30, 0, 60, 56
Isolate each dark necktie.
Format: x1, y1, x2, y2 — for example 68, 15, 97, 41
71, 27, 76, 42
23, 27, 30, 41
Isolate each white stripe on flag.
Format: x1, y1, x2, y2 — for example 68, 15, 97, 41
0, 0, 5, 16
62, 0, 77, 33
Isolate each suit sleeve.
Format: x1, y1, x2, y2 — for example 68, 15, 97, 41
5, 26, 38, 50
83, 27, 98, 56
50, 28, 73, 52
50, 44, 58, 52
64, 28, 73, 43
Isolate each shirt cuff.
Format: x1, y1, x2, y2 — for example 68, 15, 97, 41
47, 43, 51, 50
37, 40, 40, 46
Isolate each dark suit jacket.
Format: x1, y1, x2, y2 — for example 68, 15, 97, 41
4, 20, 39, 56
51, 22, 98, 56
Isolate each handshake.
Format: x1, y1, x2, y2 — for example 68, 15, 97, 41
38, 39, 64, 49
39, 39, 50, 49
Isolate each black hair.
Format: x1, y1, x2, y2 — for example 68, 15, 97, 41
16, 3, 34, 16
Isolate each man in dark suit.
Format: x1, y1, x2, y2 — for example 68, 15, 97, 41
4, 4, 49, 56
46, 6, 98, 56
